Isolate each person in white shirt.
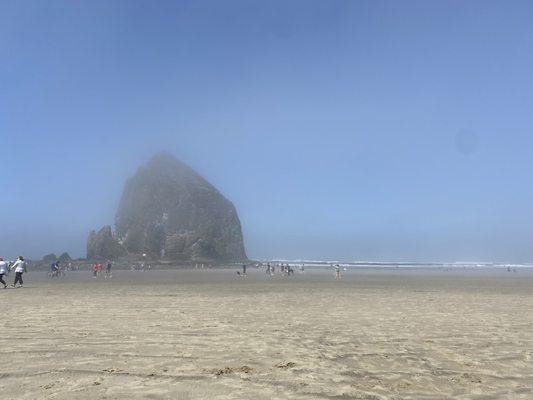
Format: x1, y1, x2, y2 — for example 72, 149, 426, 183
334, 264, 341, 279
0, 257, 8, 288
10, 256, 26, 288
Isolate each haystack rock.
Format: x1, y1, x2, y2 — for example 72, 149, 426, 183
87, 152, 247, 262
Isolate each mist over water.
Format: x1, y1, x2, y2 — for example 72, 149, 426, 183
2, 1, 533, 262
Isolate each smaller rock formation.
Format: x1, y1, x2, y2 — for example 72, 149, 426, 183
87, 226, 126, 260
58, 252, 72, 263
42, 253, 57, 263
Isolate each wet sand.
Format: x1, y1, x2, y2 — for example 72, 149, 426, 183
1, 268, 532, 399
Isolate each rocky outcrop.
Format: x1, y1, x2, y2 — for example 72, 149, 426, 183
86, 152, 247, 262
42, 252, 72, 263
42, 253, 57, 263
58, 252, 72, 262
87, 225, 126, 260
114, 152, 247, 261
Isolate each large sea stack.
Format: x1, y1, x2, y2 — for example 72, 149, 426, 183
87, 152, 247, 262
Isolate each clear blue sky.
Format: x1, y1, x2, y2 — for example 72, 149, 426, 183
2, 0, 533, 262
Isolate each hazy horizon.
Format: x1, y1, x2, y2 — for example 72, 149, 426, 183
2, 1, 533, 262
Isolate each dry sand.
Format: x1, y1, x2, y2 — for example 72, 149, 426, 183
1, 267, 532, 399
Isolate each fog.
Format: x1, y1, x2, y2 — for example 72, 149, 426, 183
2, 1, 533, 262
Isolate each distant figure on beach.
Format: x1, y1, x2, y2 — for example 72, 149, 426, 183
10, 256, 26, 288
0, 258, 8, 289
237, 264, 247, 277
92, 263, 101, 278
266, 263, 272, 276
50, 261, 60, 278
105, 261, 113, 278
334, 264, 341, 279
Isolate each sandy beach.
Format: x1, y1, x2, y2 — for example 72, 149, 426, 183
1, 267, 532, 399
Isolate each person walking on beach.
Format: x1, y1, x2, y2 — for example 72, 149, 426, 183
105, 261, 113, 278
237, 264, 248, 277
10, 256, 26, 288
92, 263, 100, 278
0, 258, 8, 288
334, 264, 341, 279
266, 263, 272, 276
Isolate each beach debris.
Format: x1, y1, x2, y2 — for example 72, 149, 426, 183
210, 365, 255, 376
102, 368, 123, 374
275, 361, 296, 369
41, 383, 55, 390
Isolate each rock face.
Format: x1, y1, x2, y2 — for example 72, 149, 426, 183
87, 226, 126, 260
42, 252, 72, 263
58, 252, 72, 262
87, 152, 247, 262
42, 253, 57, 263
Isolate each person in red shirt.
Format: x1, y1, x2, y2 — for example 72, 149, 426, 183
92, 263, 99, 278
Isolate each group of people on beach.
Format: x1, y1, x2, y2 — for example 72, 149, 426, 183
264, 263, 298, 276
91, 262, 113, 278
263, 262, 341, 278
1, 257, 347, 288
130, 262, 151, 272
259, 263, 308, 276
238, 263, 295, 277
0, 256, 27, 288
49, 261, 83, 278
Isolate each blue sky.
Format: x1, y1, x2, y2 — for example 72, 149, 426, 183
1, 0, 533, 262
